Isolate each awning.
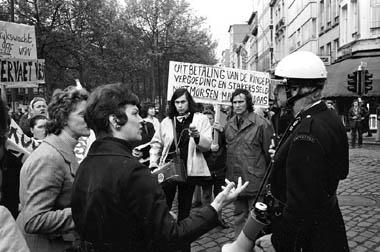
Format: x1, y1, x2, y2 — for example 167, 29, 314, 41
322, 56, 380, 98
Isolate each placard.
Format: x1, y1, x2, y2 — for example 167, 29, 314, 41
0, 58, 45, 86
0, 21, 37, 59
167, 61, 270, 107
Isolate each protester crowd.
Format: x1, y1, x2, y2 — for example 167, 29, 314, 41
0, 51, 354, 252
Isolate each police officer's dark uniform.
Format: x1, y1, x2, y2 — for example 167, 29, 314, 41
270, 101, 349, 251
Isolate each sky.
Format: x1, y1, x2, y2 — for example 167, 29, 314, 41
188, 0, 253, 60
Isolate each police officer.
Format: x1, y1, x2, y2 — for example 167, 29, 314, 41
255, 51, 349, 252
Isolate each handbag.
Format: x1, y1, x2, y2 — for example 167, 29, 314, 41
152, 119, 187, 184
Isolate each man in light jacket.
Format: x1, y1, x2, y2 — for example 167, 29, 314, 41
150, 88, 211, 252
225, 88, 273, 237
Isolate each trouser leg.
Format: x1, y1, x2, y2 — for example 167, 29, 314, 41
358, 124, 363, 145
162, 182, 177, 210
351, 125, 357, 146
177, 182, 195, 221
201, 184, 213, 205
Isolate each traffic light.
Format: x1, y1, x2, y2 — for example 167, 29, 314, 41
347, 71, 358, 93
364, 70, 373, 94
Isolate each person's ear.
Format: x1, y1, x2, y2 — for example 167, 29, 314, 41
108, 115, 121, 130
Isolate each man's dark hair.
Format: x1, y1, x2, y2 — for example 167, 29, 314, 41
46, 86, 89, 135
29, 115, 47, 129
230, 89, 254, 113
85, 83, 139, 137
167, 88, 197, 119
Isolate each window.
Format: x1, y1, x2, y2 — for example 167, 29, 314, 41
332, 0, 337, 19
302, 21, 310, 42
326, 42, 331, 56
371, 0, 380, 29
312, 18, 317, 38
289, 32, 296, 51
341, 4, 348, 44
320, 0, 325, 30
327, 0, 331, 25
333, 39, 339, 61
320, 46, 325, 55
297, 28, 301, 47
352, 0, 359, 34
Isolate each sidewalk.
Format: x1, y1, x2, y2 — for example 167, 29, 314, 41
347, 132, 380, 145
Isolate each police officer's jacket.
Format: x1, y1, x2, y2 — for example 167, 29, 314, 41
270, 101, 349, 251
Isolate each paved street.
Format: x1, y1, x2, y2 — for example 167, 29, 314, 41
188, 145, 380, 251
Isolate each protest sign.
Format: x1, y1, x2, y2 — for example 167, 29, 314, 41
0, 58, 45, 87
0, 21, 37, 60
7, 119, 41, 156
167, 61, 271, 107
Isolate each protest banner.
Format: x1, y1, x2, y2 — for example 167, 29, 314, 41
0, 58, 45, 87
167, 61, 271, 107
0, 21, 37, 60
7, 119, 41, 159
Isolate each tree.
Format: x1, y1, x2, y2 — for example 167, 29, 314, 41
1, 0, 217, 108
124, 0, 217, 103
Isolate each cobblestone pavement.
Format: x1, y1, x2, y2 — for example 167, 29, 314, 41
188, 145, 380, 251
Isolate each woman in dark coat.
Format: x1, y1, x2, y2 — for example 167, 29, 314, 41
71, 83, 248, 252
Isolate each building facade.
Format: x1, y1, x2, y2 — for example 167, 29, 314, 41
322, 0, 380, 119
247, 11, 259, 71
228, 24, 249, 68
286, 0, 318, 54
318, 0, 340, 64
271, 0, 288, 66
224, 0, 380, 121
256, 0, 274, 72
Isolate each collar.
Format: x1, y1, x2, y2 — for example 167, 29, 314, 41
229, 112, 257, 131
44, 131, 78, 163
87, 136, 133, 158
176, 112, 190, 123
297, 100, 327, 119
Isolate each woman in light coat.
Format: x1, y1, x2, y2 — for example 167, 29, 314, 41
17, 86, 90, 252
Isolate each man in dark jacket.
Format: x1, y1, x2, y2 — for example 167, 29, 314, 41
225, 89, 273, 237
255, 51, 349, 252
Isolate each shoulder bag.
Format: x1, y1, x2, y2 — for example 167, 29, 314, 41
152, 119, 187, 184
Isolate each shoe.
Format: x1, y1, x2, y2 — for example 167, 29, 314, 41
218, 218, 230, 229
